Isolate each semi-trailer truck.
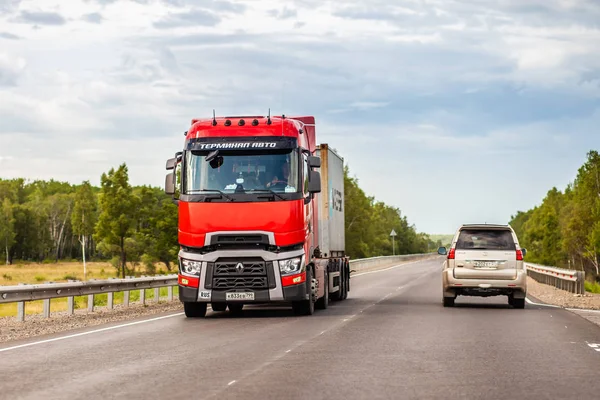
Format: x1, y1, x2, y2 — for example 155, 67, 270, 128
164, 114, 350, 317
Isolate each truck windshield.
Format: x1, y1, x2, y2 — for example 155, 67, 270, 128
184, 149, 300, 194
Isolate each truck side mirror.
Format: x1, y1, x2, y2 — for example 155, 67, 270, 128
437, 247, 447, 256
307, 156, 321, 168
165, 172, 175, 195
308, 171, 321, 193
166, 157, 176, 170
521, 248, 527, 257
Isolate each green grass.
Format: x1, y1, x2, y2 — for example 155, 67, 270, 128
585, 281, 600, 294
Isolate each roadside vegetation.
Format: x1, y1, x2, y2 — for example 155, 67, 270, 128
510, 151, 600, 283
0, 163, 437, 275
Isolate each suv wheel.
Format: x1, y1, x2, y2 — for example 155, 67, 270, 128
443, 297, 455, 307
512, 298, 525, 309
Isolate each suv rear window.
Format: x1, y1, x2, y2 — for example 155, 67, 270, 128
456, 229, 516, 251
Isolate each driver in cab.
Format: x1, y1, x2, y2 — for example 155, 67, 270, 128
266, 161, 290, 189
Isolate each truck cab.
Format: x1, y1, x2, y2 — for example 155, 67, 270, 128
165, 115, 349, 317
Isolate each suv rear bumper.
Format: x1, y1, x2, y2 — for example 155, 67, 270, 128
443, 269, 527, 298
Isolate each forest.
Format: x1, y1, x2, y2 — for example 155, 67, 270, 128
510, 150, 600, 279
0, 164, 437, 277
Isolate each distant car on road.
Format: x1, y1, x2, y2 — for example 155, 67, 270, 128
437, 224, 527, 308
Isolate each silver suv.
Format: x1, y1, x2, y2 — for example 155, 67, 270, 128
438, 224, 527, 308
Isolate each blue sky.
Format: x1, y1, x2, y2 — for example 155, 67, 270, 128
0, 0, 599, 234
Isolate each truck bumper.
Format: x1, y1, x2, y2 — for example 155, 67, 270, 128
177, 247, 308, 304
179, 282, 309, 303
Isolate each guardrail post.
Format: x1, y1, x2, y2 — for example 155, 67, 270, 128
123, 290, 130, 306
154, 288, 160, 303
168, 286, 173, 301
107, 292, 114, 309
88, 294, 94, 312
578, 271, 585, 295
67, 296, 75, 315
140, 289, 145, 305
17, 301, 25, 322
43, 299, 50, 318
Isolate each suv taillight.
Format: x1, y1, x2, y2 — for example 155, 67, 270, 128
516, 250, 523, 261
448, 248, 455, 259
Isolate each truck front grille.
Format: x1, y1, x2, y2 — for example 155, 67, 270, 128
214, 260, 266, 276
208, 258, 273, 291
213, 277, 268, 290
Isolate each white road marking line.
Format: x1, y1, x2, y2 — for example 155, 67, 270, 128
566, 307, 600, 314
0, 312, 185, 353
587, 343, 600, 352
525, 298, 561, 308
351, 259, 433, 277
228, 381, 236, 386
285, 349, 291, 353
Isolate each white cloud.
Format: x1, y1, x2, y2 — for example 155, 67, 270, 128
0, 0, 599, 233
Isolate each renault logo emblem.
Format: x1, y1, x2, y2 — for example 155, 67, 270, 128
235, 263, 244, 272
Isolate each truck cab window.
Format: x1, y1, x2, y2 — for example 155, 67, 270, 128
185, 149, 300, 195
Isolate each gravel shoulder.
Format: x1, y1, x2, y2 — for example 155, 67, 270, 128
526, 277, 600, 328
0, 300, 184, 344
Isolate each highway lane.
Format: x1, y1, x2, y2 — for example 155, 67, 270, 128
3, 258, 600, 400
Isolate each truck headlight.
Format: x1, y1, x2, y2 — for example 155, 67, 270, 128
279, 257, 304, 276
180, 259, 202, 275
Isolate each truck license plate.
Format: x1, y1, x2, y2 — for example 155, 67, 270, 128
226, 292, 255, 301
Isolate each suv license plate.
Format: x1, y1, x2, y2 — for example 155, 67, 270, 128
474, 261, 498, 268
226, 292, 255, 301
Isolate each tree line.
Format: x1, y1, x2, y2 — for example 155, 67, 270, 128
0, 163, 435, 276
510, 150, 600, 278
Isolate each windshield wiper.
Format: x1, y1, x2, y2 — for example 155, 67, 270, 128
250, 189, 286, 201
187, 189, 234, 202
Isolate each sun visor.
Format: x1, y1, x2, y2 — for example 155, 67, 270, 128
186, 136, 298, 152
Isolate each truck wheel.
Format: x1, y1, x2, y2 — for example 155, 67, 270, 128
228, 303, 244, 315
331, 264, 344, 301
211, 302, 227, 312
184, 302, 207, 318
292, 269, 315, 316
341, 266, 349, 300
443, 297, 455, 307
316, 272, 329, 310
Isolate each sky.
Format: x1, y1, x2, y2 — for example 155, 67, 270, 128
1, 0, 599, 234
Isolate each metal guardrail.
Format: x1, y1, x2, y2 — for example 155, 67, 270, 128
349, 253, 436, 273
0, 253, 436, 322
525, 263, 585, 295
0, 276, 178, 322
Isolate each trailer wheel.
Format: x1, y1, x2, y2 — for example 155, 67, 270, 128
341, 263, 349, 300
184, 302, 207, 318
315, 271, 329, 310
292, 268, 315, 316
331, 261, 344, 302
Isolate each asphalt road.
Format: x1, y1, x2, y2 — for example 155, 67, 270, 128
3, 258, 600, 400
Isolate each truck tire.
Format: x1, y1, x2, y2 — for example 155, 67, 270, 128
292, 269, 315, 316
211, 302, 227, 312
443, 297, 455, 307
341, 264, 349, 300
228, 303, 244, 315
331, 261, 344, 301
184, 302, 207, 318
315, 271, 329, 310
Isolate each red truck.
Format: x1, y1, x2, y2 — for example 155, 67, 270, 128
165, 114, 349, 317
